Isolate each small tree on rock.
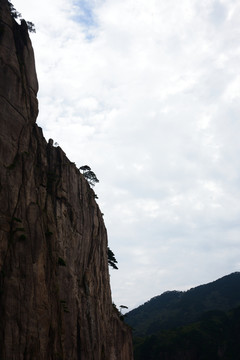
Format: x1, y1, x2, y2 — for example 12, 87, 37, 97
79, 165, 99, 187
7, 1, 36, 33
26, 21, 36, 33
108, 247, 118, 270
8, 0, 21, 19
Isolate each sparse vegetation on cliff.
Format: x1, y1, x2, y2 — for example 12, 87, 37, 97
7, 0, 20, 19
7, 0, 36, 32
26, 21, 35, 33
58, 257, 67, 267
79, 165, 99, 187
108, 247, 118, 270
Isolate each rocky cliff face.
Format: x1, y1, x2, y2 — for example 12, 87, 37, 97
0, 1, 133, 359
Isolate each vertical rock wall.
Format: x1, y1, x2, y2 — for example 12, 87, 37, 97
0, 1, 133, 359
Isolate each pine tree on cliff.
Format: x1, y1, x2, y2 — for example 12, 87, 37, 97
7, 0, 36, 32
79, 165, 99, 187
108, 247, 118, 270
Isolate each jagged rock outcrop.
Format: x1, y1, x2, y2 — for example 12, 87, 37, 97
0, 1, 133, 359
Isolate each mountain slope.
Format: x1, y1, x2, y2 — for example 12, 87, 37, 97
126, 272, 240, 337
134, 306, 240, 360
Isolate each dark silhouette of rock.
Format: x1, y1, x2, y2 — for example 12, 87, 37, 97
0, 0, 133, 358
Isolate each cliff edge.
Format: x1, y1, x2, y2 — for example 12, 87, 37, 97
0, 1, 133, 359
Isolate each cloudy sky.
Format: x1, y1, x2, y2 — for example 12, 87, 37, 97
14, 0, 240, 311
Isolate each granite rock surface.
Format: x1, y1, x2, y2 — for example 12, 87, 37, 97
0, 1, 133, 358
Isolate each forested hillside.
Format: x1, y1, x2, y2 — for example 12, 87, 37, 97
126, 272, 240, 336
134, 306, 240, 360
125, 272, 240, 360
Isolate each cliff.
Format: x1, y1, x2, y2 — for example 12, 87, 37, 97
0, 1, 133, 359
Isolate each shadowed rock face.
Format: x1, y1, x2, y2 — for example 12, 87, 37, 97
0, 0, 133, 359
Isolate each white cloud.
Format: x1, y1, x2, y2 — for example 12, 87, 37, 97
14, 0, 240, 310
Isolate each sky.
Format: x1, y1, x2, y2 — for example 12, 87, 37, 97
13, 0, 240, 311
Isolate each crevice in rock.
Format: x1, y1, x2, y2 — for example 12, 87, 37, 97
0, 94, 26, 122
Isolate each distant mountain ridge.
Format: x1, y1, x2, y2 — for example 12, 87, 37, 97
125, 272, 240, 337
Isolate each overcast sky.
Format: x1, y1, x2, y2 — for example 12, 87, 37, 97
14, 0, 240, 311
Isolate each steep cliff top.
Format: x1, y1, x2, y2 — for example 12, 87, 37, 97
0, 0, 38, 124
